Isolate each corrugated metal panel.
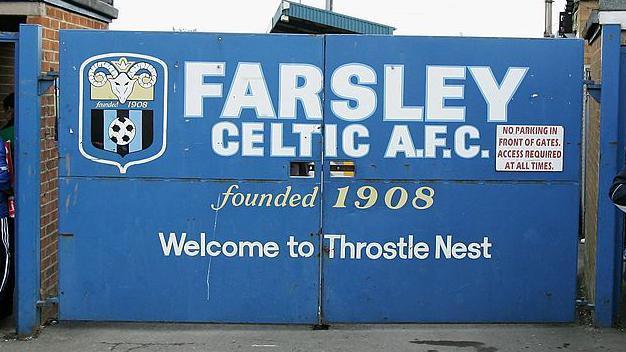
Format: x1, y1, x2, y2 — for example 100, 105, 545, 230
273, 1, 395, 35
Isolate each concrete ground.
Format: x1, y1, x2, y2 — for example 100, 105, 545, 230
0, 322, 625, 352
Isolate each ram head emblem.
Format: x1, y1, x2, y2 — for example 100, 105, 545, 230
88, 59, 157, 104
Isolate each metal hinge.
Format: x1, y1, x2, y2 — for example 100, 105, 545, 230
38, 71, 59, 96
36, 296, 59, 307
584, 79, 601, 103
576, 298, 595, 310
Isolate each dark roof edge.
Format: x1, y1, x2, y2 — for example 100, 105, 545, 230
285, 1, 395, 30
278, 0, 396, 33
40, 0, 118, 21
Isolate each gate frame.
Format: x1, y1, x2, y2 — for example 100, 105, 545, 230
11, 24, 42, 337
595, 23, 625, 328
45, 26, 626, 328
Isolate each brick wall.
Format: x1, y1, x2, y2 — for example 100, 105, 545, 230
574, 0, 600, 65
584, 35, 602, 303
23, 4, 108, 323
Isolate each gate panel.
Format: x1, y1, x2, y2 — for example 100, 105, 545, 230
59, 32, 324, 322
322, 36, 582, 322
59, 179, 319, 322
58, 31, 584, 324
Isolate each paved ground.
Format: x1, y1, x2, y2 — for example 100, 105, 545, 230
0, 322, 625, 352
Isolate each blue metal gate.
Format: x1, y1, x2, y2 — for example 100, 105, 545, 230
58, 31, 583, 323
58, 32, 323, 323
321, 36, 582, 322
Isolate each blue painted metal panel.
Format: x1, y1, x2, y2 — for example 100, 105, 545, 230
322, 35, 582, 322
59, 32, 323, 180
59, 179, 319, 322
594, 24, 624, 328
58, 31, 583, 324
59, 32, 324, 323
323, 35, 582, 182
322, 181, 579, 322
15, 24, 42, 336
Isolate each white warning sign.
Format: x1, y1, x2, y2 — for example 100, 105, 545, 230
496, 125, 564, 172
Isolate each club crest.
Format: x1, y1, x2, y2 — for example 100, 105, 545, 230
79, 53, 168, 173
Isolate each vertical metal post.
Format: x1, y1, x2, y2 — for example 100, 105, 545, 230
544, 0, 554, 37
595, 24, 623, 328
325, 0, 333, 11
15, 24, 42, 337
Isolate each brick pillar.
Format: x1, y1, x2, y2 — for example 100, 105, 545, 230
584, 36, 602, 304
24, 4, 109, 324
